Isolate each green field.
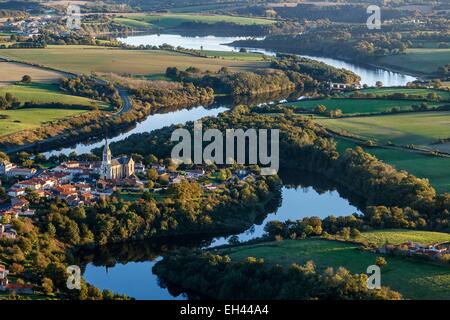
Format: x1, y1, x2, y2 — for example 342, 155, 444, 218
113, 17, 153, 29
202, 50, 267, 61
360, 230, 450, 247
0, 83, 108, 109
221, 239, 450, 299
285, 98, 443, 115
335, 138, 450, 193
377, 49, 450, 75
0, 45, 267, 76
123, 13, 276, 29
345, 87, 450, 101
318, 111, 450, 147
0, 108, 86, 136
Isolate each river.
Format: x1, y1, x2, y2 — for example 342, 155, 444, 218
81, 175, 362, 300
118, 33, 417, 87
47, 33, 413, 299
45, 33, 415, 156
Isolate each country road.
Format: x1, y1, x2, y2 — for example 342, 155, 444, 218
0, 57, 133, 154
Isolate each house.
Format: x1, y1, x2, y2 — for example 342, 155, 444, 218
74, 183, 91, 193
0, 160, 16, 175
0, 224, 17, 239
16, 178, 42, 190
4, 283, 33, 295
7, 188, 26, 198
152, 165, 166, 174
0, 264, 9, 289
6, 168, 36, 179
327, 81, 361, 91
40, 172, 71, 184
186, 169, 205, 179
11, 197, 29, 211
134, 162, 146, 174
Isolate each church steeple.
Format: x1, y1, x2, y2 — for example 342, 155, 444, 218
103, 139, 112, 164
100, 139, 112, 179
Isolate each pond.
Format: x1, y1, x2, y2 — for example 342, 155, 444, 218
81, 173, 362, 300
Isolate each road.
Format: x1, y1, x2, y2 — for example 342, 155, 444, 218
0, 58, 133, 154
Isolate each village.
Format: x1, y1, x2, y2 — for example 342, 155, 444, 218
0, 141, 256, 237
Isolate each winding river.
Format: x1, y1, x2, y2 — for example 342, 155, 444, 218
44, 34, 415, 299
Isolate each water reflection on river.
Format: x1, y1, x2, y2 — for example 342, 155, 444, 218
118, 33, 417, 87
81, 172, 362, 300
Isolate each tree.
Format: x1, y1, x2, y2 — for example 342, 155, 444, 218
41, 277, 54, 294
313, 104, 327, 114
21, 75, 32, 83
147, 168, 158, 181
376, 256, 387, 268
375, 81, 383, 88
350, 228, 361, 239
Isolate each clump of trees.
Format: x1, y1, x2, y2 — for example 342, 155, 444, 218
153, 249, 402, 300
61, 76, 122, 109
0, 92, 20, 110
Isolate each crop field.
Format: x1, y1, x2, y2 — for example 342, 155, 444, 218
0, 108, 86, 137
222, 239, 450, 299
377, 49, 450, 75
0, 61, 65, 86
0, 83, 109, 109
0, 46, 267, 76
335, 138, 450, 193
123, 13, 276, 29
285, 98, 443, 115
360, 230, 450, 247
318, 111, 450, 147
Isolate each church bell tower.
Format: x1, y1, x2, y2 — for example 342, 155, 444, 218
100, 139, 112, 179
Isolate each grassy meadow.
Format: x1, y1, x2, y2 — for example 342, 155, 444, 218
360, 230, 450, 247
335, 138, 450, 193
285, 98, 444, 115
221, 238, 450, 300
377, 49, 450, 76
0, 108, 86, 136
0, 83, 109, 109
121, 13, 276, 29
347, 87, 450, 101
0, 45, 268, 76
318, 111, 450, 147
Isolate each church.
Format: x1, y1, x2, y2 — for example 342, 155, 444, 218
100, 140, 135, 180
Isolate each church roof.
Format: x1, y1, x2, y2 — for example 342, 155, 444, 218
115, 156, 133, 165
